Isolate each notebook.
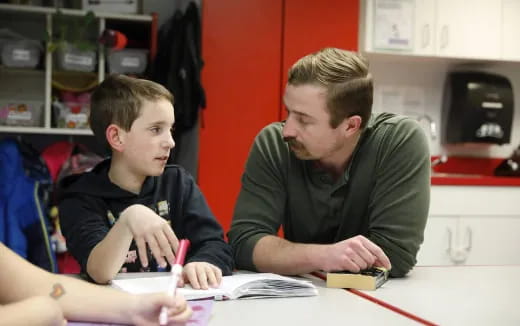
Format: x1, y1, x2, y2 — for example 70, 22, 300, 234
68, 300, 213, 326
111, 273, 318, 300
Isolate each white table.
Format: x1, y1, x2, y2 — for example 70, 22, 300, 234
112, 273, 417, 325
209, 276, 418, 326
358, 265, 520, 326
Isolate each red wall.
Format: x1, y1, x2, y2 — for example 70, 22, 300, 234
199, 0, 360, 234
199, 1, 284, 232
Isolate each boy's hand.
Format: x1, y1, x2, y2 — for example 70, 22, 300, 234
121, 204, 179, 268
182, 262, 222, 290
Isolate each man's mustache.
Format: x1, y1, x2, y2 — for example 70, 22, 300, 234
284, 137, 303, 148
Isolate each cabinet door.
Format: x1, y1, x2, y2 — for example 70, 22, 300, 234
502, 0, 520, 61
436, 0, 500, 59
413, 0, 436, 55
199, 0, 283, 232
461, 216, 520, 265
416, 215, 458, 266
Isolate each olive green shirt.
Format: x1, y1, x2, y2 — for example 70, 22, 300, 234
228, 112, 430, 277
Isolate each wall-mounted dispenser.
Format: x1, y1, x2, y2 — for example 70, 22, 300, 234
442, 71, 514, 145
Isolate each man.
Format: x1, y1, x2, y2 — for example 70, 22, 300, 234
228, 48, 430, 277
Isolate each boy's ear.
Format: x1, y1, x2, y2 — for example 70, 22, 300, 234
106, 124, 125, 152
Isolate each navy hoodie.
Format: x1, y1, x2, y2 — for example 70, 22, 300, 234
59, 159, 233, 278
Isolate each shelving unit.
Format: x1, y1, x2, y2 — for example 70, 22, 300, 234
0, 4, 157, 136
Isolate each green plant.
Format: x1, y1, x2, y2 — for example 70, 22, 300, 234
44, 10, 97, 52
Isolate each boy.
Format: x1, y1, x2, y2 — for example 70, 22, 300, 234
59, 75, 233, 288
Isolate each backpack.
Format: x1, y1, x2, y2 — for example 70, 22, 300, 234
150, 1, 206, 134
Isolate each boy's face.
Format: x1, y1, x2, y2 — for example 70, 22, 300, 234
120, 98, 175, 178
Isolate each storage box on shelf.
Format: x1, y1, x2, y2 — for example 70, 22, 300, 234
0, 3, 157, 136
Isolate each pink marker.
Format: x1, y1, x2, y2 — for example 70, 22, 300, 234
159, 239, 190, 325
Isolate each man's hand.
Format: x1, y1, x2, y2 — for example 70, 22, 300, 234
121, 205, 179, 269
321, 235, 391, 272
129, 292, 192, 326
181, 262, 222, 290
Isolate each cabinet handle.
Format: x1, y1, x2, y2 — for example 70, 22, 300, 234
440, 25, 448, 49
445, 227, 453, 254
422, 24, 430, 48
463, 227, 472, 251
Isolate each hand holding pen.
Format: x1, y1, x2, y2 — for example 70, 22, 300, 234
159, 239, 190, 325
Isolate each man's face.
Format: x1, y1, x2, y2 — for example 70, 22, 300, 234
282, 84, 346, 160
121, 98, 175, 178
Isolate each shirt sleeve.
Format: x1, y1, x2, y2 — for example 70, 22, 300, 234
368, 118, 431, 277
59, 195, 109, 272
177, 172, 234, 275
227, 125, 288, 271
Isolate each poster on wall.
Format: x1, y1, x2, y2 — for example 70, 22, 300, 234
373, 0, 414, 51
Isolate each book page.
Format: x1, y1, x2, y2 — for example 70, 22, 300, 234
111, 273, 317, 301
111, 276, 224, 300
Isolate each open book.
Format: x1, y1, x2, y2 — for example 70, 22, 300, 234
112, 273, 318, 300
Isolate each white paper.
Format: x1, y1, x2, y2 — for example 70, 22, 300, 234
111, 273, 317, 301
373, 0, 414, 51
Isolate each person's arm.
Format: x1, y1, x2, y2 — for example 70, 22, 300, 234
0, 296, 65, 326
228, 124, 292, 272
366, 117, 431, 277
60, 195, 179, 284
174, 169, 234, 289
0, 243, 191, 325
229, 124, 393, 275
251, 234, 391, 275
87, 204, 179, 284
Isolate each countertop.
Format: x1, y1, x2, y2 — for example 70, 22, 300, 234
431, 156, 520, 186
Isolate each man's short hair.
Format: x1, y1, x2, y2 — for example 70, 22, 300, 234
89, 74, 173, 149
287, 48, 373, 129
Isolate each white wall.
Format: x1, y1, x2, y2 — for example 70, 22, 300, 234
367, 53, 520, 158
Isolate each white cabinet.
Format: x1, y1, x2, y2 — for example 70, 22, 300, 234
502, 0, 520, 61
413, 0, 436, 55
0, 4, 155, 136
436, 0, 501, 60
361, 0, 508, 61
417, 186, 520, 266
361, 0, 435, 55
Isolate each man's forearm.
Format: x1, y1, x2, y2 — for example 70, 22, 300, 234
252, 235, 327, 275
87, 215, 133, 284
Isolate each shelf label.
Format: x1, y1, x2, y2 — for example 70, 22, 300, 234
64, 53, 93, 66
12, 49, 30, 62
121, 57, 140, 67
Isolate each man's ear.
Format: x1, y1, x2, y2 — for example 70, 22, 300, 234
343, 115, 362, 137
106, 124, 125, 152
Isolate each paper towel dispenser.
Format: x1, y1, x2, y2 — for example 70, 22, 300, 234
442, 71, 514, 144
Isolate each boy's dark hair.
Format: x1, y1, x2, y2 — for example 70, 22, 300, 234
89, 74, 174, 150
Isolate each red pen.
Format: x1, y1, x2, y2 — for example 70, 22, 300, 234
159, 239, 190, 325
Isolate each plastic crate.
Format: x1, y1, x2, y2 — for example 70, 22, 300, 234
1, 39, 42, 68
52, 101, 90, 129
107, 49, 148, 75
55, 44, 96, 72
53, 100, 90, 129
0, 99, 43, 127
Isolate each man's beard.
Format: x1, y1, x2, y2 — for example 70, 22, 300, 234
284, 137, 313, 159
